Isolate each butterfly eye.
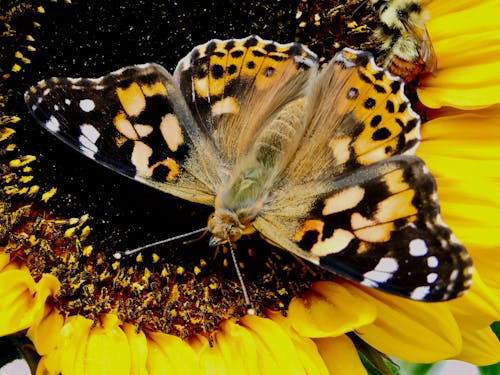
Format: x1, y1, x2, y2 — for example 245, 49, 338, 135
229, 227, 242, 242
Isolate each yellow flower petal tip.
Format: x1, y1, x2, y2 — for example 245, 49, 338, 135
288, 281, 377, 338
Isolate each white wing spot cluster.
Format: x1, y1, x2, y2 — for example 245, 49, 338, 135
78, 124, 100, 158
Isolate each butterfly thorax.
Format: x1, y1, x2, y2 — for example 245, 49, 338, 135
208, 98, 307, 246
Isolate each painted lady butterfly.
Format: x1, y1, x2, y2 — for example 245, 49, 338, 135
25, 36, 472, 301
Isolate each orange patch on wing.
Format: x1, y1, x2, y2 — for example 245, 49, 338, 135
382, 168, 408, 193
114, 111, 138, 140
323, 186, 365, 215
160, 114, 184, 152
354, 222, 394, 242
310, 228, 355, 256
116, 82, 146, 117
141, 81, 167, 97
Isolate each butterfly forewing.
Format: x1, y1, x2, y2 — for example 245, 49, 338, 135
283, 49, 420, 185
25, 64, 218, 204
173, 36, 317, 165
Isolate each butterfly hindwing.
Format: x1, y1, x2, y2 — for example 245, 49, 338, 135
25, 64, 218, 204
293, 156, 472, 301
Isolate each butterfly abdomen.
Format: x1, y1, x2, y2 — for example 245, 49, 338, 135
217, 98, 306, 218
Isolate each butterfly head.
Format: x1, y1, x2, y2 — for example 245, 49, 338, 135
207, 209, 256, 246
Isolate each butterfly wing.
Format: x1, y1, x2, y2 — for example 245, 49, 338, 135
25, 64, 219, 204
284, 48, 420, 185
173, 35, 318, 165
256, 49, 472, 301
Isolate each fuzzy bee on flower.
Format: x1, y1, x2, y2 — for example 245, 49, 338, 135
371, 0, 437, 82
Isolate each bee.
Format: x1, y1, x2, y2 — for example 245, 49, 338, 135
371, 0, 437, 82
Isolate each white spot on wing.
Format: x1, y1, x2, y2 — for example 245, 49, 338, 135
409, 239, 428, 256
363, 257, 398, 283
361, 279, 378, 288
78, 135, 98, 157
78, 124, 100, 158
375, 257, 398, 273
449, 269, 459, 281
410, 286, 430, 300
46, 116, 60, 132
65, 98, 71, 105
427, 256, 439, 268
80, 124, 100, 143
427, 273, 438, 283
79, 99, 96, 112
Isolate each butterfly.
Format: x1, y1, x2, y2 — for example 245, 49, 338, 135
25, 35, 472, 302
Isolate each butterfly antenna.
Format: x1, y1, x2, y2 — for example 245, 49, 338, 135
113, 227, 207, 259
227, 241, 255, 315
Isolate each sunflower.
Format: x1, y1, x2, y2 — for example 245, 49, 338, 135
1, 0, 499, 374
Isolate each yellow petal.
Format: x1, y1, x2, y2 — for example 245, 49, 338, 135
239, 314, 307, 374
417, 108, 500, 274
146, 330, 201, 374
448, 272, 500, 331
84, 314, 131, 374
418, 0, 500, 109
27, 304, 64, 355
0, 252, 10, 271
214, 319, 260, 374
420, 109, 500, 160
36, 356, 57, 375
268, 310, 330, 375
0, 268, 38, 335
314, 335, 367, 375
189, 334, 226, 374
58, 316, 94, 375
288, 281, 377, 338
344, 282, 462, 362
469, 246, 500, 296
122, 323, 148, 375
455, 326, 500, 366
